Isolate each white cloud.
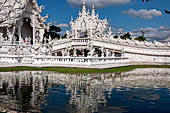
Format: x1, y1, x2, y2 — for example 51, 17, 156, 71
67, 0, 131, 8
56, 23, 69, 28
122, 9, 162, 19
131, 26, 170, 41
110, 25, 170, 41
109, 25, 126, 35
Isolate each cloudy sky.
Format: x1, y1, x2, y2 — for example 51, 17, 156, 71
38, 0, 170, 41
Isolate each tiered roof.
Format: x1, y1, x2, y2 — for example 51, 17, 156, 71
70, 1, 108, 34
0, 0, 46, 27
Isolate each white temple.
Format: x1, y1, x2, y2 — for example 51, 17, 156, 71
0, 0, 170, 67
0, 0, 48, 45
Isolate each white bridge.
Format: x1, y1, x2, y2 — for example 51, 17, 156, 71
52, 37, 170, 56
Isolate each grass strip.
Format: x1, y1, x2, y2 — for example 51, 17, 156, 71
0, 65, 170, 74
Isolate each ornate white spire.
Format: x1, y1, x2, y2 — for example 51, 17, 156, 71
92, 4, 95, 16
108, 27, 112, 36
70, 16, 74, 27
69, 0, 108, 35
82, 1, 86, 13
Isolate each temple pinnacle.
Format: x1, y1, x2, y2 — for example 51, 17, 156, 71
92, 4, 95, 16
82, 0, 86, 12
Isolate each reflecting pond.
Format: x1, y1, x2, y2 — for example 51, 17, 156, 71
0, 68, 170, 113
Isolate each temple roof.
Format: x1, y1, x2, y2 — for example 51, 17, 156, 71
70, 2, 108, 34
0, 0, 42, 27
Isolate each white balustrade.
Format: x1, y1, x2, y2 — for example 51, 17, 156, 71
0, 54, 129, 65
33, 56, 129, 65
72, 38, 89, 43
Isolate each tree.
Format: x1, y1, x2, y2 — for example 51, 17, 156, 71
113, 35, 118, 39
164, 9, 170, 14
120, 32, 132, 40
43, 25, 62, 40
135, 36, 146, 42
142, 0, 151, 2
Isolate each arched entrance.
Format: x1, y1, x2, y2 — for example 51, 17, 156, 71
21, 18, 33, 45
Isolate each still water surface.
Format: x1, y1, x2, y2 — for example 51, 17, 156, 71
0, 68, 170, 113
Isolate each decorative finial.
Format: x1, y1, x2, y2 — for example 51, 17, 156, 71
87, 9, 90, 15
92, 4, 95, 9
109, 27, 112, 31
92, 4, 95, 16
108, 27, 112, 36
82, 0, 86, 12
83, 0, 85, 4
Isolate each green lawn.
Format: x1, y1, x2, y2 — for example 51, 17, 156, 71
0, 65, 170, 74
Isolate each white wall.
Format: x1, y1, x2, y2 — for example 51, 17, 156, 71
125, 53, 170, 63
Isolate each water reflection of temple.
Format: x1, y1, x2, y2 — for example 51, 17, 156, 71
0, 68, 170, 113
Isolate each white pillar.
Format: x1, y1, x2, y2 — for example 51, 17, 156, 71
7, 28, 12, 44
74, 29, 78, 38
0, 33, 2, 45
32, 14, 35, 45
18, 26, 22, 44
101, 47, 105, 57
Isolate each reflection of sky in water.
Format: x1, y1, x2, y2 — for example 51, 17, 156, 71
0, 68, 170, 113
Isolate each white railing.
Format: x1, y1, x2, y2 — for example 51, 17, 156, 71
0, 55, 129, 65
72, 38, 89, 43
1, 41, 20, 45
0, 55, 23, 63
33, 56, 129, 65
92, 40, 170, 56
53, 38, 71, 46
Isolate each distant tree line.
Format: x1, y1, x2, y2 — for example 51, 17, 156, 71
113, 32, 146, 42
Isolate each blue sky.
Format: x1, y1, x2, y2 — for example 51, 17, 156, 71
37, 0, 170, 40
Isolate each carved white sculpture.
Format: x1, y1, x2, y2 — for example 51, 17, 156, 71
70, 2, 108, 39
0, 0, 48, 45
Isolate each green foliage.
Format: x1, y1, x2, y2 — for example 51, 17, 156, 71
43, 25, 62, 40
142, 0, 151, 2
113, 35, 118, 39
50, 25, 62, 32
135, 36, 146, 42
164, 9, 170, 14
120, 32, 132, 40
